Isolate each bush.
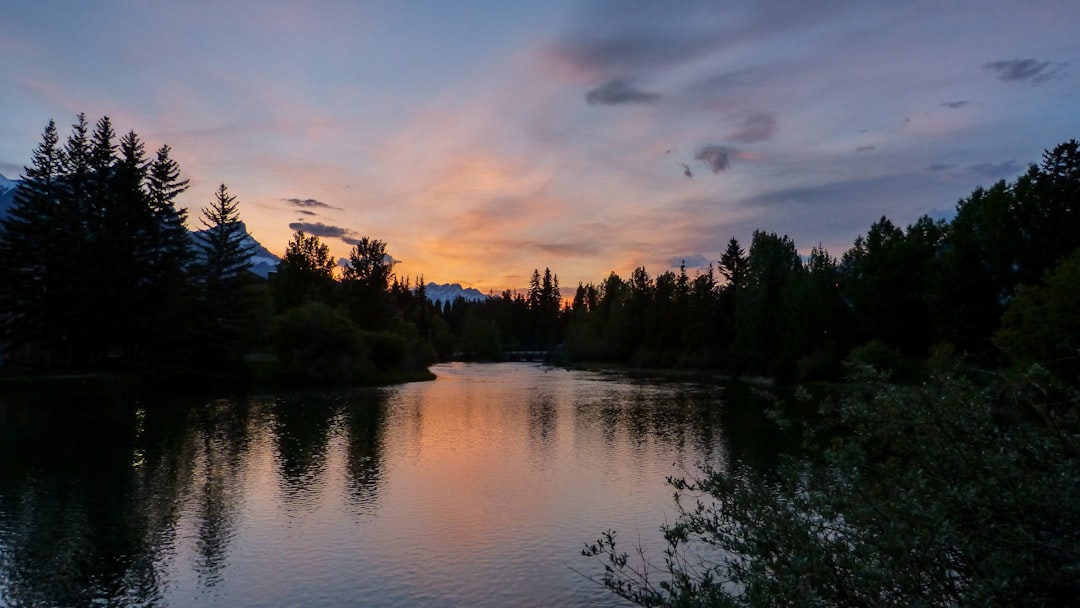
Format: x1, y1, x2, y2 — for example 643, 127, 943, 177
847, 339, 923, 382
271, 302, 371, 383
584, 367, 1080, 607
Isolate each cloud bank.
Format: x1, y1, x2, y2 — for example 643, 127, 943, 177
287, 221, 363, 246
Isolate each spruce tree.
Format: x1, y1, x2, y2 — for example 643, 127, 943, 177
195, 183, 254, 290
0, 120, 66, 358
193, 183, 255, 371
146, 145, 192, 279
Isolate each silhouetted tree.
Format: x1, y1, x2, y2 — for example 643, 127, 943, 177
0, 119, 66, 360
272, 230, 337, 312
193, 184, 255, 371
342, 236, 395, 329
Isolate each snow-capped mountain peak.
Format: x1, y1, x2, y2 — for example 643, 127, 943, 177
0, 173, 18, 195
425, 282, 488, 304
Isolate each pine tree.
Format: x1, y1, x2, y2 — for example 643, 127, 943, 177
142, 144, 195, 370
0, 120, 66, 357
146, 144, 192, 284
193, 184, 255, 370
195, 183, 254, 290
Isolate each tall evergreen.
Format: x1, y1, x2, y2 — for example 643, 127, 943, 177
195, 183, 253, 290
0, 120, 66, 358
146, 144, 192, 286
143, 144, 194, 369
193, 183, 255, 371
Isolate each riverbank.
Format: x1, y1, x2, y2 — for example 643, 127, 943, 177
0, 365, 436, 395
562, 360, 777, 388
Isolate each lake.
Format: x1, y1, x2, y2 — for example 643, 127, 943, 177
0, 362, 782, 607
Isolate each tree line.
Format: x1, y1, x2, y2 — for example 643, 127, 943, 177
2, 114, 1077, 388
0, 114, 435, 384
438, 140, 1080, 383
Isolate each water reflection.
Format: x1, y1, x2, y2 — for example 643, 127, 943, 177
0, 365, 783, 607
341, 391, 386, 514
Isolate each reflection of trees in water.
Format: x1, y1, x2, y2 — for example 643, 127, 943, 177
0, 392, 186, 607
270, 394, 337, 506
572, 382, 736, 468
527, 393, 558, 466
0, 388, 393, 605
265, 389, 389, 515
186, 398, 253, 588
341, 389, 388, 514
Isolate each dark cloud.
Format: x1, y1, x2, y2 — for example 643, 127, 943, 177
668, 254, 710, 269
297, 210, 317, 216
283, 197, 340, 210
678, 162, 693, 179
940, 100, 969, 109
727, 111, 776, 143
984, 58, 1067, 84
585, 79, 661, 105
856, 145, 875, 153
927, 163, 954, 172
694, 145, 733, 173
288, 221, 360, 245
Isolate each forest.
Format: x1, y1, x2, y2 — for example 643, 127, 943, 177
1, 114, 1079, 389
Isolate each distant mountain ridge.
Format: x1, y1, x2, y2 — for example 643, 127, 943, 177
0, 173, 18, 218
425, 282, 488, 303
189, 222, 279, 279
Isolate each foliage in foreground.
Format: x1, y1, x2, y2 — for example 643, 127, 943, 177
584, 366, 1080, 607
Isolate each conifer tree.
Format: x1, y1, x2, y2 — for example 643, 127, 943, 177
342, 236, 395, 329
273, 230, 336, 311
146, 144, 192, 283
0, 120, 66, 356
190, 184, 255, 372
195, 183, 254, 290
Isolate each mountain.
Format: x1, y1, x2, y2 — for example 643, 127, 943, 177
425, 282, 489, 304
0, 173, 18, 219
189, 221, 279, 279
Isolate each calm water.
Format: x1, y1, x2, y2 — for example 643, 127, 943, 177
0, 363, 781, 607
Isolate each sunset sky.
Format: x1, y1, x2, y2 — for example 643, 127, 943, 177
2, 1, 1077, 293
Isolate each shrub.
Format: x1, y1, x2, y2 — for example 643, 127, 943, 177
584, 367, 1080, 607
271, 302, 371, 383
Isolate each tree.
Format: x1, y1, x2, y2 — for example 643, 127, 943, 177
195, 184, 253, 290
733, 231, 804, 376
342, 236, 395, 329
718, 237, 747, 292
0, 119, 66, 357
193, 184, 255, 370
996, 248, 1080, 382
273, 230, 337, 312
145, 144, 192, 282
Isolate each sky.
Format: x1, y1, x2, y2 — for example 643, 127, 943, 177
2, 1, 1078, 293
